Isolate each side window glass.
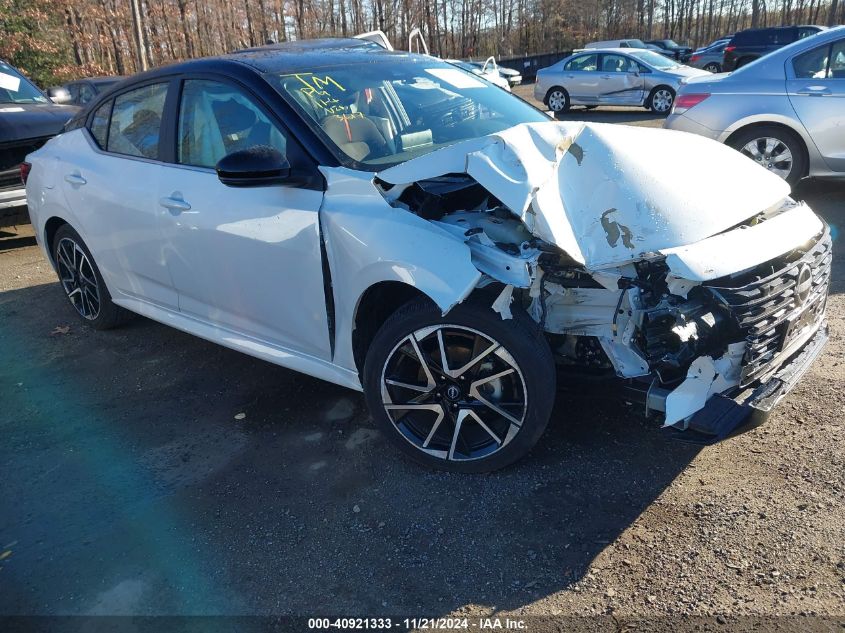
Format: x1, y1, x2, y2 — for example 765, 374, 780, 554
78, 84, 95, 104
829, 40, 845, 78
565, 54, 598, 71
89, 100, 111, 149
177, 79, 289, 169
620, 42, 629, 48
793, 45, 831, 79
107, 83, 167, 159
601, 54, 629, 72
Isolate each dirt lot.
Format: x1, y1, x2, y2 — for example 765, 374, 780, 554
1, 104, 843, 626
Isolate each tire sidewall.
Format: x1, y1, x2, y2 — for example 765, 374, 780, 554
729, 126, 806, 186
545, 87, 569, 113
362, 298, 556, 473
648, 86, 675, 114
53, 224, 123, 329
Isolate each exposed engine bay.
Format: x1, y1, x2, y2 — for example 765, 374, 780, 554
375, 163, 832, 433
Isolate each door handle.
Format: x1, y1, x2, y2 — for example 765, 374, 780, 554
600, 74, 612, 79
797, 86, 831, 96
64, 173, 86, 186
159, 196, 192, 214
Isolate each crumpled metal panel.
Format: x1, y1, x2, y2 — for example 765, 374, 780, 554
379, 121, 792, 270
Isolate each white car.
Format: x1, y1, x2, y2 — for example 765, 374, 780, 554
447, 59, 512, 91
25, 40, 831, 472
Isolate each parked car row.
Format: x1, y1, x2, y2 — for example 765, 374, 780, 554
667, 25, 845, 185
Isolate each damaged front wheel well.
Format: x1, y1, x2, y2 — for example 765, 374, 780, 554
352, 282, 434, 375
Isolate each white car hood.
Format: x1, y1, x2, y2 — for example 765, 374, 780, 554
378, 121, 791, 270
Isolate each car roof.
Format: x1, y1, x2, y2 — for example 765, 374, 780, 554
69, 76, 123, 85
125, 38, 427, 83
575, 47, 644, 54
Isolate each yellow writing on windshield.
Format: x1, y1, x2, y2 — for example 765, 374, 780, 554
285, 72, 349, 115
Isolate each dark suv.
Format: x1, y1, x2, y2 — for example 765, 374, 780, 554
645, 39, 693, 62
0, 60, 78, 227
723, 25, 824, 70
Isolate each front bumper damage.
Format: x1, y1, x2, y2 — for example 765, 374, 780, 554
337, 121, 832, 439
623, 322, 828, 443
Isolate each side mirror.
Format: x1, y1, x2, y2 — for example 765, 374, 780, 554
215, 145, 291, 187
47, 87, 72, 105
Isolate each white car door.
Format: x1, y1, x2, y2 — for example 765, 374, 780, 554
787, 38, 845, 172
59, 81, 178, 309
156, 77, 332, 359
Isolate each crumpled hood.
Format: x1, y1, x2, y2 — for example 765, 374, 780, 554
378, 121, 790, 270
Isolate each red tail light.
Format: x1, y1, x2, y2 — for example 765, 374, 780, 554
690, 54, 701, 62
672, 93, 710, 113
724, 45, 736, 52
20, 162, 32, 185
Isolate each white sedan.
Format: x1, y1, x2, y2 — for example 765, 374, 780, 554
25, 39, 831, 472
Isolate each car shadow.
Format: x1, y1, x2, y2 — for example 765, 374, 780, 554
554, 106, 666, 125
0, 280, 700, 615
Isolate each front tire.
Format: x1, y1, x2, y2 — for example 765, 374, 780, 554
648, 86, 675, 114
728, 125, 806, 186
363, 297, 556, 473
53, 224, 128, 330
545, 87, 570, 114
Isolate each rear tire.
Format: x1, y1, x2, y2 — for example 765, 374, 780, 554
647, 86, 675, 114
728, 125, 807, 187
545, 87, 570, 114
363, 297, 556, 473
704, 62, 721, 73
736, 56, 756, 68
52, 224, 128, 330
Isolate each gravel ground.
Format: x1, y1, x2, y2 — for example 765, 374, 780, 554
0, 104, 843, 628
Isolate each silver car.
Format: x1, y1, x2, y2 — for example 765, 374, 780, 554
665, 26, 845, 185
688, 40, 730, 73
534, 48, 709, 114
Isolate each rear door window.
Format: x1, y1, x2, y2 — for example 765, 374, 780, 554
107, 83, 168, 159
793, 43, 833, 78
565, 54, 598, 71
829, 40, 845, 78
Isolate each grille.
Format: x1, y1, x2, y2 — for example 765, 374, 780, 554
0, 136, 51, 191
705, 228, 832, 386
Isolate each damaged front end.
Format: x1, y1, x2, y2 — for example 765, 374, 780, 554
371, 121, 831, 440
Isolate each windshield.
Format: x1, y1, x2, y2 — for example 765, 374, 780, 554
268, 60, 548, 169
0, 61, 48, 104
628, 50, 680, 69
627, 39, 648, 48
663, 40, 681, 48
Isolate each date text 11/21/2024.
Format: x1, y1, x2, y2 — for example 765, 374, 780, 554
307, 617, 528, 630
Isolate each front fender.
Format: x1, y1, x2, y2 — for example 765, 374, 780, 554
319, 167, 483, 373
